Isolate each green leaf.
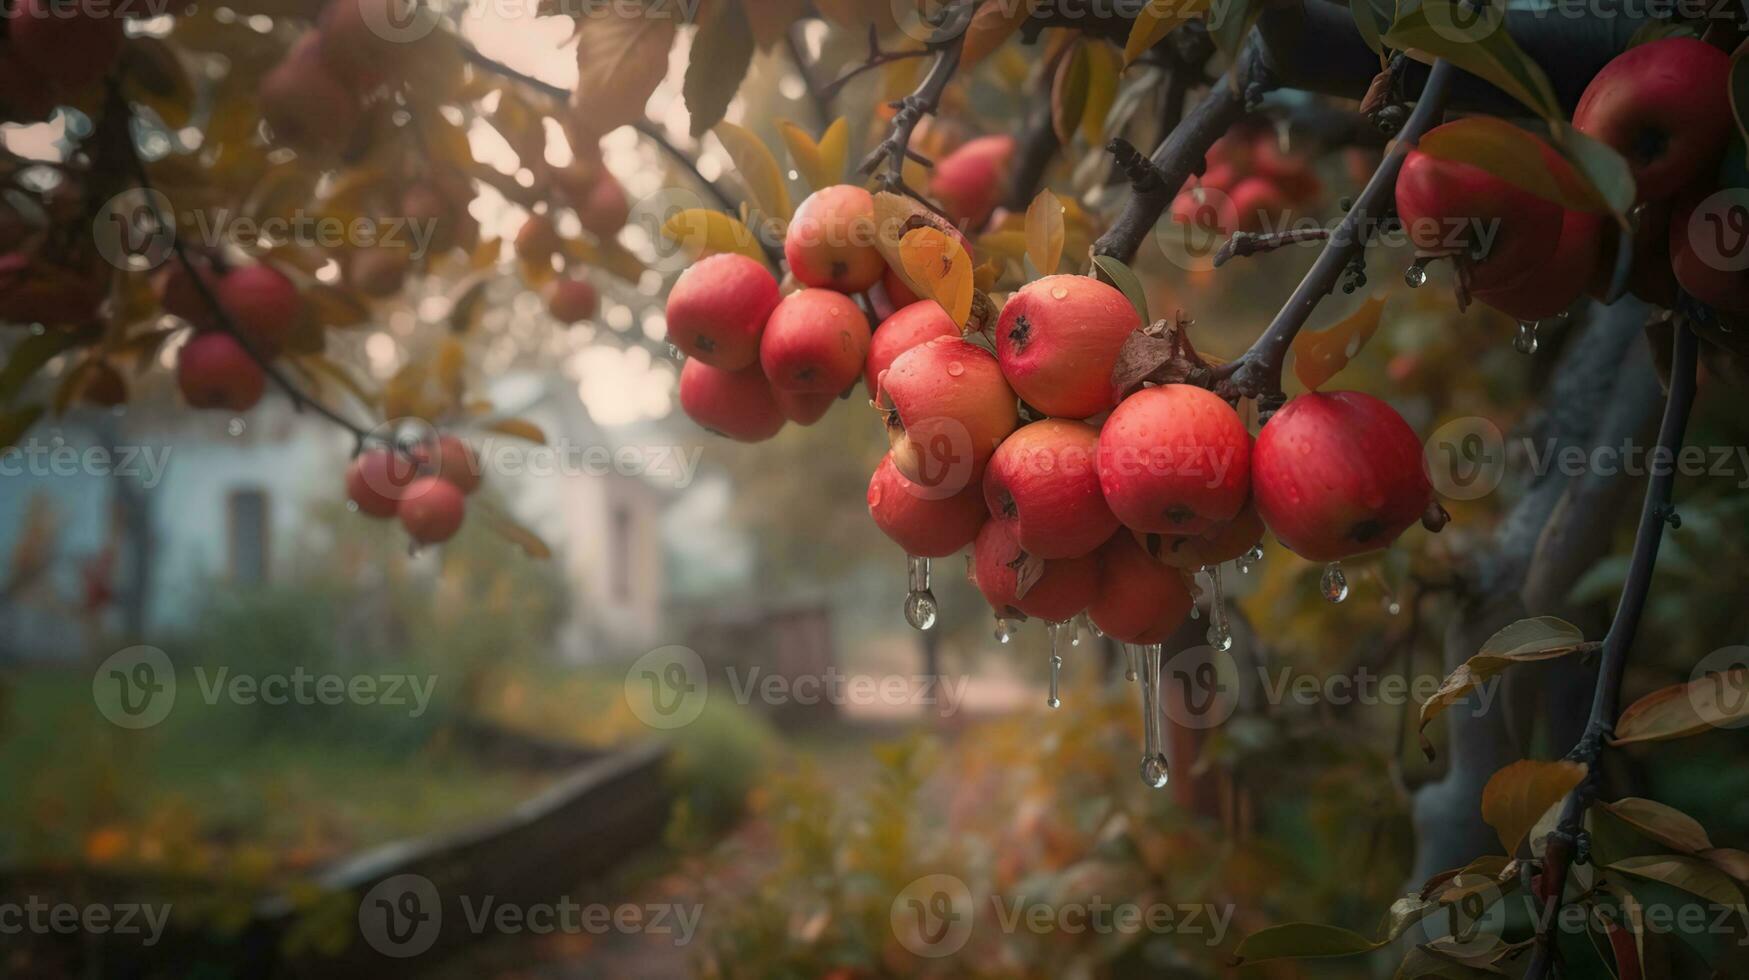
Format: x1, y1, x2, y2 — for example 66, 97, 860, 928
1607, 855, 1747, 908
1384, 0, 1562, 122
1090, 254, 1148, 324
1233, 923, 1386, 964
683, 2, 757, 137
1418, 617, 1587, 757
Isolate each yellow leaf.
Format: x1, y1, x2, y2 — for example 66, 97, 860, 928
570, 13, 676, 135
898, 226, 974, 326
661, 209, 769, 265
1024, 189, 1066, 277
713, 121, 793, 222
1613, 666, 1749, 745
962, 0, 1029, 67
778, 117, 849, 193
1124, 0, 1212, 65
1080, 42, 1122, 144
1291, 295, 1386, 391
482, 417, 547, 444
973, 259, 1000, 293
1481, 760, 1586, 855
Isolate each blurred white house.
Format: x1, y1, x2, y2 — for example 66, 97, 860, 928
0, 370, 680, 664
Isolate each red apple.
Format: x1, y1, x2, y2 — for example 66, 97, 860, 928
867, 452, 987, 557
346, 448, 419, 518
665, 253, 779, 370
1087, 532, 1193, 644
995, 274, 1141, 419
970, 519, 1099, 622
880, 335, 1017, 494
758, 287, 870, 393
865, 299, 959, 399
1252, 391, 1432, 562
929, 135, 1015, 231
982, 419, 1118, 560
784, 185, 885, 293
1395, 132, 1563, 291
677, 358, 785, 442
260, 34, 359, 157
1144, 500, 1264, 569
544, 276, 599, 323
1573, 37, 1732, 202
774, 389, 835, 426
399, 476, 466, 544
215, 264, 302, 350
1097, 384, 1251, 536
177, 332, 266, 412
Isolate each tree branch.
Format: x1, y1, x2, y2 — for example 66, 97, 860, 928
856, 12, 968, 213
1525, 321, 1699, 979
1210, 59, 1455, 409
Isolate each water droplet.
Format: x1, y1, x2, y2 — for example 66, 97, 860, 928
904, 555, 937, 630
1137, 643, 1169, 789
904, 591, 938, 630
1088, 619, 1105, 640
1189, 604, 1200, 620
664, 343, 683, 361
1236, 544, 1264, 575
1046, 622, 1065, 709
1403, 261, 1428, 288
1320, 562, 1349, 603
345, 500, 359, 513
227, 417, 247, 436
1122, 643, 1139, 682
994, 616, 1014, 644
1049, 285, 1069, 300
29, 323, 45, 335
1204, 564, 1232, 652
1514, 321, 1539, 355
1385, 599, 1402, 616
868, 484, 882, 506
1068, 616, 1083, 647
946, 361, 965, 377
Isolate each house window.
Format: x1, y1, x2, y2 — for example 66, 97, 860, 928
611, 503, 633, 603
228, 488, 269, 586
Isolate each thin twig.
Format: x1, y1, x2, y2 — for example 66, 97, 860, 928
1213, 227, 1333, 267
820, 24, 931, 102
856, 4, 972, 213
1212, 59, 1456, 408
109, 83, 375, 446
1524, 321, 1699, 980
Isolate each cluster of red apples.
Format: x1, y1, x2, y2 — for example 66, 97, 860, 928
156, 258, 302, 413
1396, 37, 1742, 325
1170, 124, 1323, 237
672, 183, 1437, 644
344, 432, 482, 544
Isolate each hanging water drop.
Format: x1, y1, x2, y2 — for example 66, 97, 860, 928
1403, 259, 1429, 288
1320, 562, 1349, 603
1204, 565, 1232, 652
665, 342, 683, 361
903, 555, 938, 631
1236, 543, 1264, 574
1045, 621, 1065, 709
1088, 619, 1105, 639
1385, 599, 1402, 615
1068, 615, 1084, 647
1514, 321, 1539, 355
1123, 643, 1139, 682
1137, 643, 1170, 789
994, 616, 1014, 644
227, 417, 246, 436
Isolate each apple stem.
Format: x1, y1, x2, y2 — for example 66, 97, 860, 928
1524, 321, 1699, 980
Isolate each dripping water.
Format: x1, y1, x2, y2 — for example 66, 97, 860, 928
902, 555, 938, 630
1321, 562, 1349, 603
1138, 643, 1170, 789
